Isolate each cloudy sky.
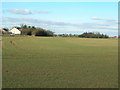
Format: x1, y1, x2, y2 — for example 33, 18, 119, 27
1, 2, 118, 36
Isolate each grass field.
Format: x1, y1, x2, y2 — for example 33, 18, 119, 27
2, 37, 118, 88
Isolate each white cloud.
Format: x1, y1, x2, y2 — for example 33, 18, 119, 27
8, 9, 32, 15
34, 11, 50, 14
93, 26, 117, 30
2, 17, 118, 31
0, 25, 5, 28
91, 16, 103, 20
2, 17, 74, 26
8, 9, 50, 15
91, 16, 118, 24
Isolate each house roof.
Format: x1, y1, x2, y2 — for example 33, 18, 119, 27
0, 29, 5, 32
10, 27, 19, 30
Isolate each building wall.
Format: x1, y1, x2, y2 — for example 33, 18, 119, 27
10, 28, 21, 35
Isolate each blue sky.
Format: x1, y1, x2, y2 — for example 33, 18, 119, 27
1, 0, 119, 2
1, 2, 118, 36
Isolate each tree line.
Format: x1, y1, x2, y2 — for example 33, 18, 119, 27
2, 24, 109, 38
78, 32, 109, 38
16, 24, 54, 36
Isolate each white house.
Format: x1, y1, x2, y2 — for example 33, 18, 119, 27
9, 28, 21, 35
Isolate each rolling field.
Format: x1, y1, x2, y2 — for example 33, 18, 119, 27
2, 37, 118, 88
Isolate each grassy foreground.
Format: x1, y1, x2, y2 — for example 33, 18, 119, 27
2, 37, 118, 88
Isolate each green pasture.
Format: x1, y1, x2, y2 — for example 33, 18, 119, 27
2, 37, 118, 88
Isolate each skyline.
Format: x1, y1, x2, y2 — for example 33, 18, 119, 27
1, 2, 118, 36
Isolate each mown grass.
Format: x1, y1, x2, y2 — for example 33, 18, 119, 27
2, 37, 118, 88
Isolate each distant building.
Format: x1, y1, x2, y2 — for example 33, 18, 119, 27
9, 28, 21, 35
0, 29, 5, 35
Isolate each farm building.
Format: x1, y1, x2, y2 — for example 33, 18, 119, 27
9, 28, 21, 35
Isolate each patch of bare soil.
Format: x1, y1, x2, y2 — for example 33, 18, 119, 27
10, 40, 21, 49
